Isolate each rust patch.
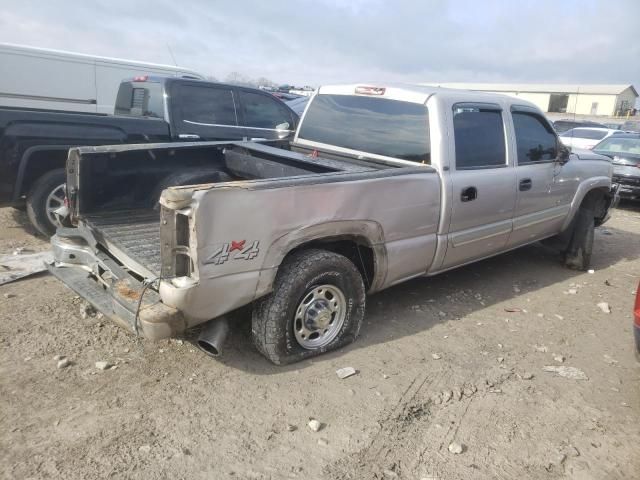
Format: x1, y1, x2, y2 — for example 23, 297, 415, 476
115, 280, 141, 302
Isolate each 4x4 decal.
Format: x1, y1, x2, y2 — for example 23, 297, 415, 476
206, 240, 260, 265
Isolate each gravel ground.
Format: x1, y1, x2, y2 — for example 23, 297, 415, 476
1, 205, 639, 480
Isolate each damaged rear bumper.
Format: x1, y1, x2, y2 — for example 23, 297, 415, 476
48, 232, 186, 340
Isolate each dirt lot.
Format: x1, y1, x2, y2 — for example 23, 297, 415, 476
1, 205, 639, 480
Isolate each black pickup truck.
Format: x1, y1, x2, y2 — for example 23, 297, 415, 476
0, 76, 298, 235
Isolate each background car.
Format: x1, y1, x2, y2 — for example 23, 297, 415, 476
621, 120, 640, 133
592, 133, 640, 200
270, 91, 302, 101
559, 127, 622, 150
552, 119, 607, 133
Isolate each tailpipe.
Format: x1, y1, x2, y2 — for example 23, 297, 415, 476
197, 317, 230, 357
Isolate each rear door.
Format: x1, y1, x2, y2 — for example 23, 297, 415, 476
237, 88, 297, 140
440, 103, 517, 269
507, 106, 569, 247
169, 81, 246, 141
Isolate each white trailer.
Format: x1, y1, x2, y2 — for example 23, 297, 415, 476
0, 43, 204, 114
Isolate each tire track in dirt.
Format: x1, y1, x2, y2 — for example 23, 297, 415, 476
324, 366, 518, 480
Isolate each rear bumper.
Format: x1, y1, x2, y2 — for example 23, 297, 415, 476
48, 233, 186, 340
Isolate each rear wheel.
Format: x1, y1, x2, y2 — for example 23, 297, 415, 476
252, 249, 366, 365
26, 169, 66, 237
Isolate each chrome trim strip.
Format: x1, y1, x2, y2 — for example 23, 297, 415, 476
0, 91, 97, 104
183, 119, 293, 133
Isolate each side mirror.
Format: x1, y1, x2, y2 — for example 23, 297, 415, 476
557, 143, 570, 165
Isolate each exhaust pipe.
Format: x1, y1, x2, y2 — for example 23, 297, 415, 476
197, 317, 229, 357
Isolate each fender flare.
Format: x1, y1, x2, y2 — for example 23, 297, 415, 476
561, 176, 611, 231
254, 220, 388, 298
12, 144, 74, 202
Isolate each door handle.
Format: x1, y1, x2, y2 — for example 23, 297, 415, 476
519, 178, 532, 191
460, 186, 477, 202
178, 133, 201, 140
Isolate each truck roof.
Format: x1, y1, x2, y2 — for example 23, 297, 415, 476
317, 83, 536, 109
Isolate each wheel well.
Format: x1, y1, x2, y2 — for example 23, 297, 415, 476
19, 150, 68, 198
288, 237, 376, 290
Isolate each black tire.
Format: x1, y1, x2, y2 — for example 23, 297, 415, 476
26, 169, 66, 237
151, 168, 231, 207
563, 208, 595, 270
252, 249, 366, 365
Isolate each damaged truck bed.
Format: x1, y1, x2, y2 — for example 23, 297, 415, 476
48, 138, 419, 343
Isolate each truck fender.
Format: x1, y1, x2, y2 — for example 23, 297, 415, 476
560, 176, 611, 231
254, 220, 388, 298
13, 145, 74, 202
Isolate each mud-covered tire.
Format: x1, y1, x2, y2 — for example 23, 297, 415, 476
26, 169, 66, 237
563, 208, 595, 271
252, 249, 366, 365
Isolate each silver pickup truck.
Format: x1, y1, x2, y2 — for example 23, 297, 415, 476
48, 84, 618, 364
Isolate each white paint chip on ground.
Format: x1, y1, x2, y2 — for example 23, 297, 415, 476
542, 366, 588, 380
597, 302, 611, 314
95, 361, 111, 371
335, 367, 357, 379
448, 442, 464, 454
307, 419, 322, 432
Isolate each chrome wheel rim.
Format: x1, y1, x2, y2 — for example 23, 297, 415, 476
294, 284, 346, 349
45, 184, 66, 228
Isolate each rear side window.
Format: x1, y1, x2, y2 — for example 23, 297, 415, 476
115, 82, 164, 118
298, 94, 430, 163
174, 84, 237, 126
453, 105, 506, 169
512, 112, 557, 163
239, 91, 294, 129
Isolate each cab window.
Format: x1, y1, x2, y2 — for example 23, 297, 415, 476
298, 94, 430, 163
239, 91, 294, 130
512, 112, 557, 163
173, 84, 237, 126
453, 104, 506, 169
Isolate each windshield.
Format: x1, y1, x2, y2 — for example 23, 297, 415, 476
298, 94, 430, 163
594, 137, 640, 155
114, 81, 165, 118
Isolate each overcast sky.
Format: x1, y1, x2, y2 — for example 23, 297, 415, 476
1, 0, 638, 93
